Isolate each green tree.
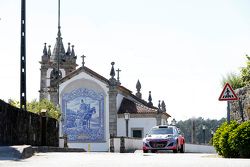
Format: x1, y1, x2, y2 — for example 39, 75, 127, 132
176, 117, 226, 144
9, 99, 60, 120
240, 55, 250, 86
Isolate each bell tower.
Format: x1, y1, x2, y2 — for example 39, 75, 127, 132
39, 0, 77, 105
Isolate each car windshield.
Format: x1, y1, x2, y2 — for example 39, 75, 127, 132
149, 127, 173, 135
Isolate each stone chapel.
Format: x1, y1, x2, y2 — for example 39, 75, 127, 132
39, 7, 171, 152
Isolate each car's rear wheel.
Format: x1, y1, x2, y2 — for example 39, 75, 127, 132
180, 144, 185, 153
173, 149, 178, 153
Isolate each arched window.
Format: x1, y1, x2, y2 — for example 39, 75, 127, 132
50, 68, 62, 87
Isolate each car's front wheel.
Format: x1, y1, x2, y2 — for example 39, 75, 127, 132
143, 150, 148, 153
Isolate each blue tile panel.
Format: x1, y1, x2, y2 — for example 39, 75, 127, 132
62, 88, 105, 142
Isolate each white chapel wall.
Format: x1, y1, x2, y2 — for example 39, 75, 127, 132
117, 117, 156, 137
59, 71, 110, 151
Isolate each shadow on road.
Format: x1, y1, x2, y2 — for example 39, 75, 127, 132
0, 146, 23, 161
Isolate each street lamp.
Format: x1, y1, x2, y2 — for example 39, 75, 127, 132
40, 109, 47, 117
124, 112, 130, 137
210, 130, 214, 145
202, 125, 206, 144
40, 109, 47, 146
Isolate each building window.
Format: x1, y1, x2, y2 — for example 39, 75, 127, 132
132, 129, 143, 138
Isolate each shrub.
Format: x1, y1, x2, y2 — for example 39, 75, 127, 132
213, 122, 228, 155
229, 121, 250, 158
219, 121, 239, 158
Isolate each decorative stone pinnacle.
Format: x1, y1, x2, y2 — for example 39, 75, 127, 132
148, 91, 153, 106
71, 45, 75, 57
161, 100, 166, 112
110, 62, 115, 78
43, 43, 48, 56
48, 45, 51, 57
135, 80, 142, 99
136, 80, 141, 92
66, 42, 71, 55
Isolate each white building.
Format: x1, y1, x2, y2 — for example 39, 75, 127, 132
56, 63, 170, 151
39, 2, 171, 151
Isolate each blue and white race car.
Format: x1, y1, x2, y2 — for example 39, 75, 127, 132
143, 125, 185, 153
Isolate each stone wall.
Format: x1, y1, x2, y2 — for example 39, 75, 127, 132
0, 100, 58, 146
230, 85, 250, 122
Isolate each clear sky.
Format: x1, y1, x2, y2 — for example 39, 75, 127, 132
1, 0, 250, 121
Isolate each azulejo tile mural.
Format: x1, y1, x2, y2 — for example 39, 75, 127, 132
62, 88, 105, 142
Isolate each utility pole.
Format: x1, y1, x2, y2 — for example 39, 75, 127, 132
191, 119, 195, 144
20, 0, 26, 110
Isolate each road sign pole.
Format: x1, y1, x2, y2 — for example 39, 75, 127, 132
227, 101, 230, 124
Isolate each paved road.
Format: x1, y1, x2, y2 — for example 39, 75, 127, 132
0, 152, 250, 167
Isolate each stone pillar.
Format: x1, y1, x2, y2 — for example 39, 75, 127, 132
109, 136, 114, 152
156, 114, 162, 125
120, 137, 125, 153
39, 65, 48, 100
108, 61, 118, 137
49, 89, 59, 106
108, 87, 118, 137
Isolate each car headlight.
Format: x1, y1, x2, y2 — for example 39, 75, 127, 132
167, 134, 174, 138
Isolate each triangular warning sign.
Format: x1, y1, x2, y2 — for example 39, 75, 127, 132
219, 83, 238, 101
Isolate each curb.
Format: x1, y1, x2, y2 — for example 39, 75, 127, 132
32, 146, 86, 153
0, 145, 34, 160
21, 146, 34, 159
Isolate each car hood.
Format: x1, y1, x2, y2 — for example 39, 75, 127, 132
144, 134, 173, 140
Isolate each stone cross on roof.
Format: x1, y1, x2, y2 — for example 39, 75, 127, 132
81, 54, 86, 67
116, 68, 121, 85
